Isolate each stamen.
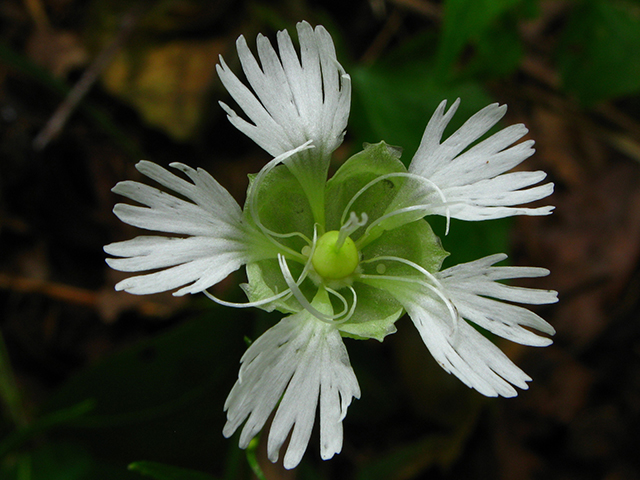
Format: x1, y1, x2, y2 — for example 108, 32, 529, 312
360, 255, 460, 336
299, 225, 319, 279
246, 141, 314, 261
278, 253, 356, 325
336, 211, 368, 249
341, 172, 451, 236
203, 226, 320, 310
327, 286, 356, 323
326, 285, 358, 325
203, 288, 292, 309
278, 254, 338, 324
364, 205, 432, 238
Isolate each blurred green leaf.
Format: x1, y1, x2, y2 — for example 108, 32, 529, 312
1, 442, 132, 480
431, 217, 512, 268
0, 330, 28, 429
354, 407, 479, 480
558, 0, 640, 104
350, 33, 494, 163
129, 460, 221, 480
462, 17, 524, 79
436, 0, 523, 74
40, 305, 249, 474
0, 400, 95, 458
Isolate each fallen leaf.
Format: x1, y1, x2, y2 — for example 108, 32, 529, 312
102, 38, 224, 140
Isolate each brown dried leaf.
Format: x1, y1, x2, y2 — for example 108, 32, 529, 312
102, 39, 224, 140
25, 28, 88, 77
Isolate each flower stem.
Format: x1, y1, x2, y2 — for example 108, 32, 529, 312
246, 437, 268, 480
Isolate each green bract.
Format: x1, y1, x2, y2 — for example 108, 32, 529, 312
243, 142, 448, 342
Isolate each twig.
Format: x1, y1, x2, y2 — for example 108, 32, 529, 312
32, 2, 150, 151
387, 0, 442, 21
360, 8, 405, 65
0, 272, 180, 320
0, 272, 98, 307
23, 0, 50, 30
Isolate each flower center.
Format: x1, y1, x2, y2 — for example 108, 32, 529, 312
312, 231, 359, 280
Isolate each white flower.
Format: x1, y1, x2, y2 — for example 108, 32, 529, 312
408, 98, 554, 221
105, 20, 557, 470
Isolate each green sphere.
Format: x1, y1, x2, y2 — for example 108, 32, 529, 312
311, 231, 359, 280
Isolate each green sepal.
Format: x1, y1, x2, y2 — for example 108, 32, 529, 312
241, 261, 295, 314
239, 141, 448, 343
325, 141, 407, 235
363, 174, 445, 247
241, 259, 310, 314
338, 282, 404, 342
283, 148, 330, 225
243, 164, 314, 253
311, 285, 334, 317
361, 219, 449, 275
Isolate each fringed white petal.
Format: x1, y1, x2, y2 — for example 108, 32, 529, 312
104, 161, 260, 296
216, 21, 350, 160
109, 161, 243, 236
105, 236, 248, 296
437, 254, 558, 346
408, 99, 554, 220
364, 277, 527, 397
223, 309, 360, 469
407, 304, 532, 397
364, 253, 556, 397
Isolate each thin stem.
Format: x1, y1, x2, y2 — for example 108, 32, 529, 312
246, 437, 268, 480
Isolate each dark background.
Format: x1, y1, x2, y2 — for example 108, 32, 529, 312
1, 0, 640, 478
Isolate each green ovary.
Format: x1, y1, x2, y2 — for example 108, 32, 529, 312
311, 231, 359, 280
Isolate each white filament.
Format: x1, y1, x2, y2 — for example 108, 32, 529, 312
340, 171, 451, 235
246, 141, 314, 261
361, 255, 460, 337
336, 212, 368, 249
278, 254, 357, 325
